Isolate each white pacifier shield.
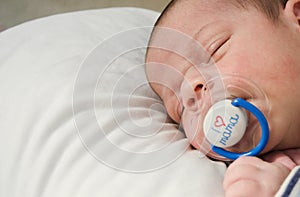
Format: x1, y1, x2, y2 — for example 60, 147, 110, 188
203, 100, 248, 148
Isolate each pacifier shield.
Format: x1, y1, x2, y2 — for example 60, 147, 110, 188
203, 100, 248, 148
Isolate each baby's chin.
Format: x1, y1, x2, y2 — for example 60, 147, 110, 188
189, 138, 231, 161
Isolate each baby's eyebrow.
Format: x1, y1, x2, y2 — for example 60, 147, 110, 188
194, 20, 230, 48
194, 22, 215, 47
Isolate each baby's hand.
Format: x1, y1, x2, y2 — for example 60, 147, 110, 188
223, 156, 291, 197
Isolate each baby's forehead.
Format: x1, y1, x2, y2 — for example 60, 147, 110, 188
147, 28, 212, 65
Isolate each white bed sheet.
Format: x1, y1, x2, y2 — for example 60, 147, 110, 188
0, 7, 226, 197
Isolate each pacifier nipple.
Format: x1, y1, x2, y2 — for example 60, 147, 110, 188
203, 100, 248, 148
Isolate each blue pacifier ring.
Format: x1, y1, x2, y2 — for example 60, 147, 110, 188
211, 98, 269, 160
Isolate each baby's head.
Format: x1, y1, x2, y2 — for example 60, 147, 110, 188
145, 0, 300, 159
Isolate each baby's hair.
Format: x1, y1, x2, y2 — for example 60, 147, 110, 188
230, 0, 289, 20
155, 0, 289, 26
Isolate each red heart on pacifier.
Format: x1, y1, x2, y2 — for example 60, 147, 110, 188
215, 116, 226, 127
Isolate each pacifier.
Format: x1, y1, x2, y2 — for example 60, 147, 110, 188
203, 98, 269, 160
181, 73, 270, 160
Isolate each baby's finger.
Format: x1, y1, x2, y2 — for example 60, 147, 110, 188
263, 151, 296, 170
283, 148, 300, 165
224, 158, 262, 190
225, 179, 265, 197
227, 156, 263, 169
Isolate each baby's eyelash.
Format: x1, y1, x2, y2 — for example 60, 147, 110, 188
208, 36, 230, 61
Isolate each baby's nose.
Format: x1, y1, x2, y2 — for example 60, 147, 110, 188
181, 81, 203, 111
180, 67, 205, 112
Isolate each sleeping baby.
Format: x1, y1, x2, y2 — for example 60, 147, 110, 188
145, 0, 300, 196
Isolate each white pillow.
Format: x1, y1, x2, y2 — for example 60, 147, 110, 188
0, 7, 226, 197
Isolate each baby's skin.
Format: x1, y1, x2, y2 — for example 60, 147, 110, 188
145, 0, 300, 196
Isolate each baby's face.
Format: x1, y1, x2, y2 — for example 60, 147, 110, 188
146, 1, 300, 158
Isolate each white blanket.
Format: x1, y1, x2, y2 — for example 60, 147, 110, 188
0, 7, 226, 197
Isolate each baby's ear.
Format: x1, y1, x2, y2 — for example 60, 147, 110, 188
284, 0, 300, 27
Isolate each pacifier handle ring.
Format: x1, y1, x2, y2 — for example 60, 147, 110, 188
211, 98, 269, 160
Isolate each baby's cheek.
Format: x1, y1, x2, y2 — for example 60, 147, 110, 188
181, 111, 206, 150
277, 55, 300, 85
163, 97, 181, 123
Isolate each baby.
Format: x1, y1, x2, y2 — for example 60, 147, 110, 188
145, 0, 300, 196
